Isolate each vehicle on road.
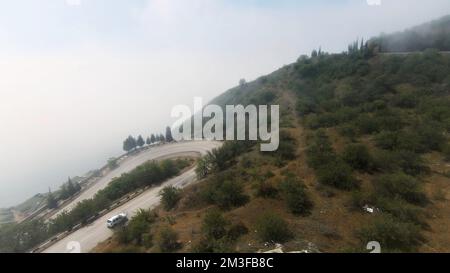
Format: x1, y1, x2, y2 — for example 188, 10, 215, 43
106, 213, 128, 228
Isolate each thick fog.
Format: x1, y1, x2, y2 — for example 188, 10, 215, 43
1, 0, 450, 207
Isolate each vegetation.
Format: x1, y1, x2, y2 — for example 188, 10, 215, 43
279, 176, 313, 216
256, 212, 292, 243
358, 215, 423, 252
46, 190, 58, 210
123, 135, 137, 152
165, 126, 174, 142
156, 226, 180, 253
0, 159, 189, 253
51, 159, 190, 233
374, 173, 428, 206
117, 209, 156, 247
193, 209, 247, 253
201, 179, 249, 210
201, 209, 229, 240
107, 157, 119, 169
159, 186, 182, 211
342, 144, 373, 171
6, 17, 450, 253
59, 177, 81, 201
196, 141, 254, 178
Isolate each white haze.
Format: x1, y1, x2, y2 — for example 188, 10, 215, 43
1, 0, 450, 207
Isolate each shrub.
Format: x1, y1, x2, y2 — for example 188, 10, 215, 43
306, 130, 336, 169
157, 226, 180, 253
201, 209, 229, 240
349, 190, 374, 210
227, 222, 249, 241
316, 160, 358, 190
375, 198, 428, 228
202, 179, 249, 210
353, 114, 380, 135
296, 98, 317, 115
373, 149, 428, 176
342, 144, 373, 171
394, 150, 429, 176
193, 211, 247, 253
192, 237, 234, 253
196, 141, 255, 178
117, 209, 156, 245
338, 124, 357, 140
279, 178, 313, 215
374, 173, 428, 206
375, 131, 400, 150
160, 186, 182, 211
256, 213, 292, 243
255, 181, 278, 198
357, 215, 423, 252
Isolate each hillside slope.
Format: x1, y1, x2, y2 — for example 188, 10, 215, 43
95, 19, 450, 254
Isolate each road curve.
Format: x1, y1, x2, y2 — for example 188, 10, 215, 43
42, 141, 221, 253
51, 141, 221, 219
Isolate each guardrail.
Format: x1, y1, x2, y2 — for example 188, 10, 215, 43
30, 185, 152, 253
30, 142, 196, 253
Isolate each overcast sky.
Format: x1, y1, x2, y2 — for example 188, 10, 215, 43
1, 0, 450, 207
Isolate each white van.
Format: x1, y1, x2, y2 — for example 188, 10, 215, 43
107, 213, 128, 228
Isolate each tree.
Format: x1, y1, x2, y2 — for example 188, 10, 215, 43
159, 186, 181, 211
256, 212, 292, 243
146, 137, 151, 145
239, 79, 246, 88
150, 134, 156, 143
136, 135, 145, 148
124, 209, 155, 245
66, 177, 78, 196
47, 189, 58, 209
159, 134, 166, 143
123, 136, 137, 152
165, 126, 174, 142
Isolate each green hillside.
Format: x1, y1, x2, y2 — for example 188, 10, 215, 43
96, 17, 450, 254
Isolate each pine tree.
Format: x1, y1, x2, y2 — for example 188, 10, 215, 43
123, 135, 137, 152
137, 135, 145, 148
47, 188, 58, 209
146, 137, 151, 145
151, 134, 156, 143
165, 126, 174, 142
67, 177, 76, 196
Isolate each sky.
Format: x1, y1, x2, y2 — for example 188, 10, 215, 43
1, 0, 450, 208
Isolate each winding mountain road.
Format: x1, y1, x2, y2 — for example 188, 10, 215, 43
42, 141, 221, 253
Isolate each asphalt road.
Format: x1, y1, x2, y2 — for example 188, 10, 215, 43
51, 141, 220, 219
42, 141, 221, 253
